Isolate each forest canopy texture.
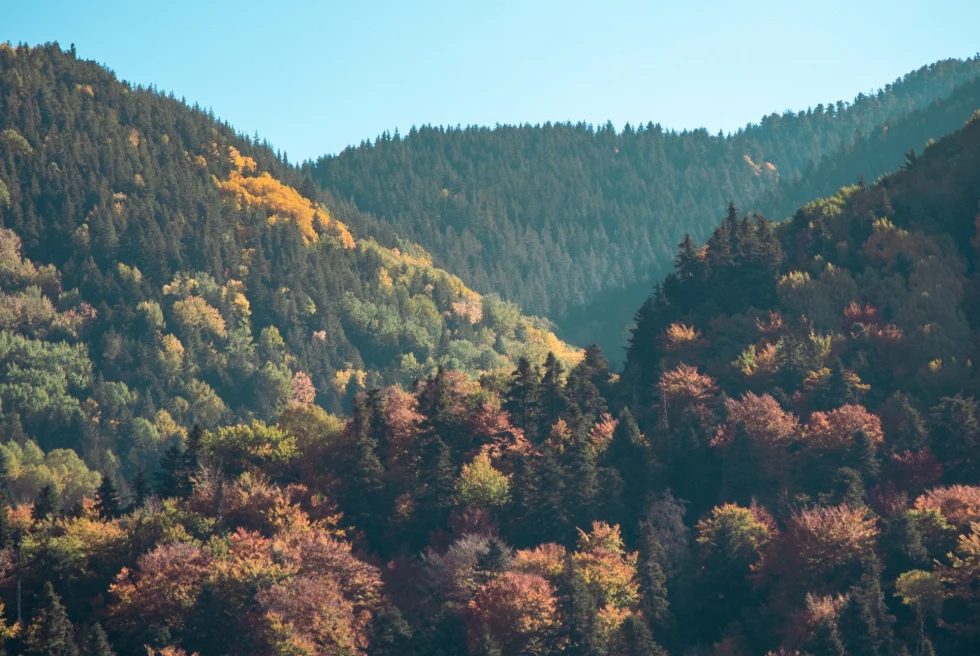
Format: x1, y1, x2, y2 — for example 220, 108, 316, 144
0, 42, 979, 656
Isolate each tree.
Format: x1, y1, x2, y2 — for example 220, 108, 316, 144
80, 624, 116, 656
636, 521, 670, 633
805, 615, 846, 656
33, 484, 60, 521
130, 465, 150, 509
95, 474, 121, 520
155, 442, 185, 499
895, 570, 944, 656
604, 408, 650, 527
24, 582, 80, 656
466, 572, 560, 655
457, 452, 511, 510
850, 429, 881, 485
504, 357, 541, 433
611, 614, 667, 656
340, 394, 387, 541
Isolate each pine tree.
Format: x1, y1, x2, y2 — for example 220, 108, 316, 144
80, 623, 115, 656
0, 490, 13, 550
564, 432, 598, 533
368, 602, 414, 656
341, 394, 387, 543
95, 474, 121, 520
605, 408, 650, 528
475, 537, 512, 585
850, 429, 880, 485
155, 441, 185, 499
805, 616, 845, 656
24, 582, 79, 656
637, 521, 671, 632
537, 353, 567, 441
32, 484, 60, 521
129, 464, 150, 509
613, 614, 667, 656
838, 586, 882, 656
181, 423, 204, 493
503, 357, 541, 433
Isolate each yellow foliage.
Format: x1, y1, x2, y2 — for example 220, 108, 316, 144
216, 148, 354, 248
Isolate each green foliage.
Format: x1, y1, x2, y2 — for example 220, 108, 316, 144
202, 421, 297, 475
457, 452, 511, 509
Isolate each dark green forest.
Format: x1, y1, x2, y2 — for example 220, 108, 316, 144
0, 41, 980, 656
312, 57, 980, 359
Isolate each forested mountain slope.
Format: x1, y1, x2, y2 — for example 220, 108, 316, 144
2, 41, 980, 656
561, 72, 980, 361
312, 57, 980, 348
0, 43, 578, 470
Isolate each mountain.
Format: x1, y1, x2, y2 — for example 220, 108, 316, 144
312, 57, 980, 359
0, 42, 579, 466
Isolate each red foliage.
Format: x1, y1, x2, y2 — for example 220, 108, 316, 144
885, 447, 943, 494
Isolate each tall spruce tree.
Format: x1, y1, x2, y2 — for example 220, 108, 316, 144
24, 583, 79, 656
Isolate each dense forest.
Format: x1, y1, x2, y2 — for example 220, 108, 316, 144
1, 41, 980, 656
312, 57, 980, 358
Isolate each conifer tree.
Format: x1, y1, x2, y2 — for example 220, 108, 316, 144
503, 357, 541, 433
805, 616, 846, 656
95, 474, 121, 520
537, 353, 567, 441
613, 614, 667, 656
80, 623, 115, 656
155, 442, 185, 499
605, 407, 650, 527
24, 582, 79, 656
850, 429, 880, 485
341, 394, 387, 543
129, 464, 150, 509
0, 490, 13, 550
32, 484, 60, 521
637, 521, 671, 632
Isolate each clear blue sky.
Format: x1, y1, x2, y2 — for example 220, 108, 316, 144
5, 0, 979, 162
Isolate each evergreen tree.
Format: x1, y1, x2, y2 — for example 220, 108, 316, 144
341, 394, 387, 544
503, 357, 541, 433
537, 353, 567, 441
604, 408, 650, 528
181, 423, 204, 492
95, 474, 121, 520
805, 616, 846, 656
636, 521, 671, 633
24, 582, 79, 656
0, 490, 13, 550
368, 602, 414, 656
129, 464, 150, 509
612, 614, 667, 656
155, 442, 185, 499
80, 623, 115, 656
851, 429, 881, 485
32, 484, 60, 521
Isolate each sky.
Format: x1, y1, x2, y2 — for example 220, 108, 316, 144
4, 0, 979, 162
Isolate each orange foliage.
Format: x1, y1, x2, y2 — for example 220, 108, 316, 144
512, 543, 567, 581
714, 392, 799, 449
573, 523, 639, 610
109, 542, 212, 635
913, 485, 980, 530
289, 371, 316, 407
661, 322, 701, 350
466, 572, 561, 654
588, 413, 618, 454
804, 404, 883, 450
658, 363, 717, 405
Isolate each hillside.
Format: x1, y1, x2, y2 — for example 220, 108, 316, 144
1, 41, 980, 656
312, 57, 980, 357
0, 43, 579, 466
560, 72, 980, 361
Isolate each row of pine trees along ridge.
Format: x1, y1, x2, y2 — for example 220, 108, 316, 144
0, 42, 979, 654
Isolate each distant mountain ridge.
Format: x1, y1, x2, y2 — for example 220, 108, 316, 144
312, 57, 980, 359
